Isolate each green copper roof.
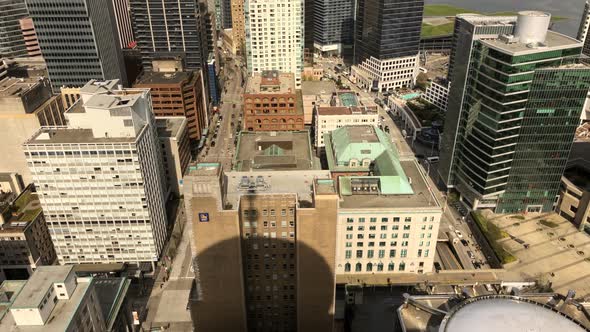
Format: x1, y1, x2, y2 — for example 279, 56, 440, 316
264, 144, 285, 156
325, 126, 414, 195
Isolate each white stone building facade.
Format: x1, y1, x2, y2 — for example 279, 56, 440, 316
423, 79, 450, 112
23, 80, 167, 266
314, 109, 379, 148
351, 54, 420, 92
336, 209, 441, 275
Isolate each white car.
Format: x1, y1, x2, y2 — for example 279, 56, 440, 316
455, 230, 463, 238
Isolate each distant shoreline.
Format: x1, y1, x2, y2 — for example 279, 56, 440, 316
422, 4, 567, 38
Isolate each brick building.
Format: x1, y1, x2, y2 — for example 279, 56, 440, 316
134, 61, 208, 142
243, 71, 304, 132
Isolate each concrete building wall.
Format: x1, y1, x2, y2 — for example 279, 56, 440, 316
184, 171, 248, 332
296, 192, 338, 331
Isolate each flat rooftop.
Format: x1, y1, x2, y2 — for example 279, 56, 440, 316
245, 71, 295, 94
339, 160, 440, 209
92, 278, 129, 327
156, 117, 185, 138
301, 80, 337, 96
0, 189, 42, 231
135, 70, 192, 85
0, 279, 92, 332
0, 77, 43, 98
26, 128, 136, 144
482, 30, 582, 55
224, 170, 332, 209
233, 131, 315, 171
12, 266, 73, 309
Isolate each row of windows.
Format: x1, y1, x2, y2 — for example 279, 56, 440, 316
345, 241, 431, 248
344, 261, 415, 272
244, 220, 295, 228
345, 248, 430, 259
346, 216, 436, 223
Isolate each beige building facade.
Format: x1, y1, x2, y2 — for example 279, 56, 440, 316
184, 163, 338, 332
0, 76, 66, 186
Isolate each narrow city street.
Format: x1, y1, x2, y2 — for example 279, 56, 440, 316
198, 53, 245, 170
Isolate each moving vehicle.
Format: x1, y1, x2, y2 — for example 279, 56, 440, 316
455, 230, 463, 238
467, 251, 475, 259
461, 239, 469, 247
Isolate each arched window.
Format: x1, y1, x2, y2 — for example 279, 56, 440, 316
355, 263, 362, 272
388, 262, 394, 271
366, 263, 373, 272
344, 263, 351, 272
377, 263, 383, 271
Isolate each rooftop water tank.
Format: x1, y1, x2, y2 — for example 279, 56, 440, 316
514, 11, 551, 44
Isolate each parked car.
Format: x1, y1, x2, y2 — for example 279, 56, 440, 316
467, 251, 476, 259
455, 230, 463, 238
460, 239, 469, 247
211, 141, 216, 147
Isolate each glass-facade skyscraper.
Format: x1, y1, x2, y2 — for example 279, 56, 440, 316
0, 0, 29, 58
440, 12, 590, 213
312, 0, 354, 56
350, 0, 423, 92
130, 0, 209, 71
27, 0, 127, 91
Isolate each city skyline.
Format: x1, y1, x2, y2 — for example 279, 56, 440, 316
0, 1, 590, 331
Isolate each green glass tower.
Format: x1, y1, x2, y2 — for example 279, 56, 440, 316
440, 11, 590, 213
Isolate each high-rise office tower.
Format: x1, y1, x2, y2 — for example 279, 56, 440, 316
130, 0, 209, 71
304, 0, 314, 57
222, 0, 232, 29
112, 0, 134, 49
439, 12, 590, 213
26, 0, 127, 91
18, 17, 41, 57
313, 0, 354, 57
184, 132, 338, 332
245, 0, 304, 88
351, 0, 423, 92
0, 0, 29, 58
23, 80, 168, 266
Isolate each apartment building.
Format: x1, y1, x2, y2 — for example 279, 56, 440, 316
422, 78, 450, 112
184, 131, 337, 332
134, 60, 209, 141
245, 0, 304, 88
18, 17, 41, 57
439, 12, 590, 213
27, 0, 127, 91
155, 117, 191, 198
313, 91, 378, 148
23, 80, 167, 266
0, 266, 132, 332
351, 0, 423, 92
243, 71, 304, 132
0, 186, 56, 281
0, 76, 66, 185
325, 126, 441, 275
